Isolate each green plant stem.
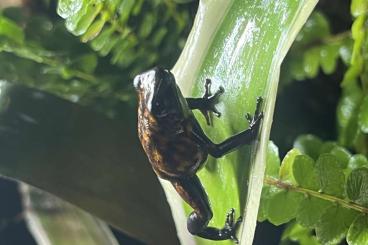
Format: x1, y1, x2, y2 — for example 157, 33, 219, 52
264, 176, 368, 214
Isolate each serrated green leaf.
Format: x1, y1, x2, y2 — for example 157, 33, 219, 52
316, 205, 358, 245
358, 96, 368, 133
293, 154, 319, 190
279, 149, 301, 184
347, 214, 368, 245
293, 134, 323, 160
296, 196, 331, 228
57, 0, 84, 19
315, 154, 345, 197
267, 191, 303, 225
347, 168, 368, 206
0, 16, 24, 44
266, 141, 280, 178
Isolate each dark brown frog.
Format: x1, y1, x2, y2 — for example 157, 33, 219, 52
134, 67, 263, 243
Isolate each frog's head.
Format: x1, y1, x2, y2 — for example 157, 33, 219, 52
134, 67, 179, 117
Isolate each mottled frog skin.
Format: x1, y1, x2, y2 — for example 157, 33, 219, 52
134, 67, 263, 243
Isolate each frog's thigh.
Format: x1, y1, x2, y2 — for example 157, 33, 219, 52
171, 175, 213, 233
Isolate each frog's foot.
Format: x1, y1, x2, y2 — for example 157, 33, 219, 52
200, 79, 225, 126
222, 208, 242, 244
245, 97, 264, 133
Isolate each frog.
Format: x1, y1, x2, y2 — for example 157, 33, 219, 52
134, 67, 263, 243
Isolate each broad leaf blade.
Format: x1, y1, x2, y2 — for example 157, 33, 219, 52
169, 0, 318, 244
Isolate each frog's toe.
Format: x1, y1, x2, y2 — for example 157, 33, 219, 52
223, 208, 242, 244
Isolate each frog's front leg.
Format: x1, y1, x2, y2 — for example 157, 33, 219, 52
171, 175, 241, 243
186, 79, 224, 126
191, 97, 264, 158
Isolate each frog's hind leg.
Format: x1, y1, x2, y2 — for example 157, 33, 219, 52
171, 175, 241, 243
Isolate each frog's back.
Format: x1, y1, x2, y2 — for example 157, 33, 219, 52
138, 105, 207, 179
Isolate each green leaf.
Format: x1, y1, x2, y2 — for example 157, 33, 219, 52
358, 96, 368, 133
337, 82, 363, 147
73, 53, 98, 73
346, 168, 368, 206
351, 0, 368, 17
296, 196, 331, 228
330, 146, 352, 169
266, 141, 280, 178
295, 11, 330, 45
282, 223, 319, 245
303, 47, 320, 78
319, 44, 340, 74
0, 15, 25, 44
73, 2, 103, 36
81, 15, 107, 43
170, 1, 317, 243
347, 214, 368, 245
57, 0, 84, 19
292, 154, 319, 190
267, 191, 303, 226
319, 141, 338, 154
348, 154, 368, 170
315, 154, 345, 197
280, 149, 302, 184
138, 13, 157, 38
257, 185, 271, 222
293, 134, 323, 160
316, 205, 358, 245
118, 0, 135, 23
